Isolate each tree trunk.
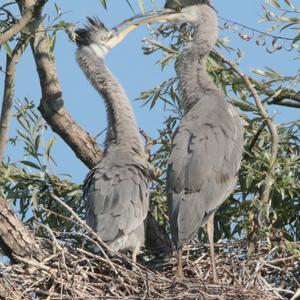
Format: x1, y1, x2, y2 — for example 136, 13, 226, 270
0, 197, 41, 261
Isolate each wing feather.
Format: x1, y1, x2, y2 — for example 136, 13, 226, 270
167, 97, 244, 248
83, 163, 149, 246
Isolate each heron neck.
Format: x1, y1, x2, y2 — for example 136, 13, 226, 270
176, 22, 219, 111
76, 48, 145, 155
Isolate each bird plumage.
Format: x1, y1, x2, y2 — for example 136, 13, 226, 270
76, 18, 151, 255
83, 155, 150, 251
109, 0, 244, 280
165, 0, 210, 9
165, 3, 244, 252
167, 92, 243, 249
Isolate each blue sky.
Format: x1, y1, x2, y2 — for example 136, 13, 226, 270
1, 0, 299, 183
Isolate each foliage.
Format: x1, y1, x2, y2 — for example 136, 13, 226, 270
0, 100, 82, 232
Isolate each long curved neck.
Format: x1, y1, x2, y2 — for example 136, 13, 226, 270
176, 11, 219, 111
76, 47, 144, 155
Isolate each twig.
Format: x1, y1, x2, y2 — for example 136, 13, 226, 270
13, 255, 56, 276
243, 122, 267, 160
48, 191, 118, 275
0, 7, 17, 23
139, 128, 154, 155
291, 289, 300, 300
219, 16, 295, 42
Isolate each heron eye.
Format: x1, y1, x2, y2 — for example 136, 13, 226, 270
175, 6, 182, 12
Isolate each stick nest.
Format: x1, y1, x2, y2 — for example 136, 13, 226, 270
0, 231, 299, 300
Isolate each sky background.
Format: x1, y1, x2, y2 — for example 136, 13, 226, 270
0, 0, 299, 184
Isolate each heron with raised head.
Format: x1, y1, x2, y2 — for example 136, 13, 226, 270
75, 18, 153, 263
117, 0, 244, 280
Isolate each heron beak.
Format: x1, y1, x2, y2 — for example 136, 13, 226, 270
107, 9, 177, 48
106, 24, 139, 48
130, 9, 177, 25
113, 9, 176, 31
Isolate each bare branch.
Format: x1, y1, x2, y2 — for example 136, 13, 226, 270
291, 289, 300, 300
0, 37, 29, 161
48, 191, 118, 274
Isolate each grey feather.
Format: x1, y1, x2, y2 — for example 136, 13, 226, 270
166, 4, 244, 249
77, 18, 151, 253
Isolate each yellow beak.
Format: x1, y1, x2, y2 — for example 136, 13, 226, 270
108, 9, 176, 46
106, 24, 139, 48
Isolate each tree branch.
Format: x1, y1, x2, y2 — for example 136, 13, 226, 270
0, 37, 29, 161
0, 0, 46, 46
217, 52, 279, 220
269, 99, 300, 108
0, 196, 41, 261
253, 82, 300, 108
211, 51, 300, 109
17, 0, 102, 169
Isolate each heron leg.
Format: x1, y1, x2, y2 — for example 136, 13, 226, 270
131, 245, 140, 271
177, 249, 184, 280
207, 212, 218, 283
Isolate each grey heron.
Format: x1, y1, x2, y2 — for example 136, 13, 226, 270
118, 0, 244, 280
75, 18, 153, 263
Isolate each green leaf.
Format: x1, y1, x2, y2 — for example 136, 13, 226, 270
126, 0, 135, 13
3, 42, 12, 58
231, 99, 257, 112
99, 0, 107, 9
20, 160, 41, 170
136, 0, 145, 13
45, 137, 56, 161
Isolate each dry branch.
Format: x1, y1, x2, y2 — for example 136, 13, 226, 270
16, 0, 102, 169
31, 23, 103, 169
1, 234, 298, 299
0, 187, 298, 299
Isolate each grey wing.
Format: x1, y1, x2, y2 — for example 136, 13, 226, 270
167, 103, 243, 247
83, 164, 149, 245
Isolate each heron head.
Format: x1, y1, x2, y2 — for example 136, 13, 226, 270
75, 17, 112, 47
126, 0, 214, 27
76, 17, 138, 57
